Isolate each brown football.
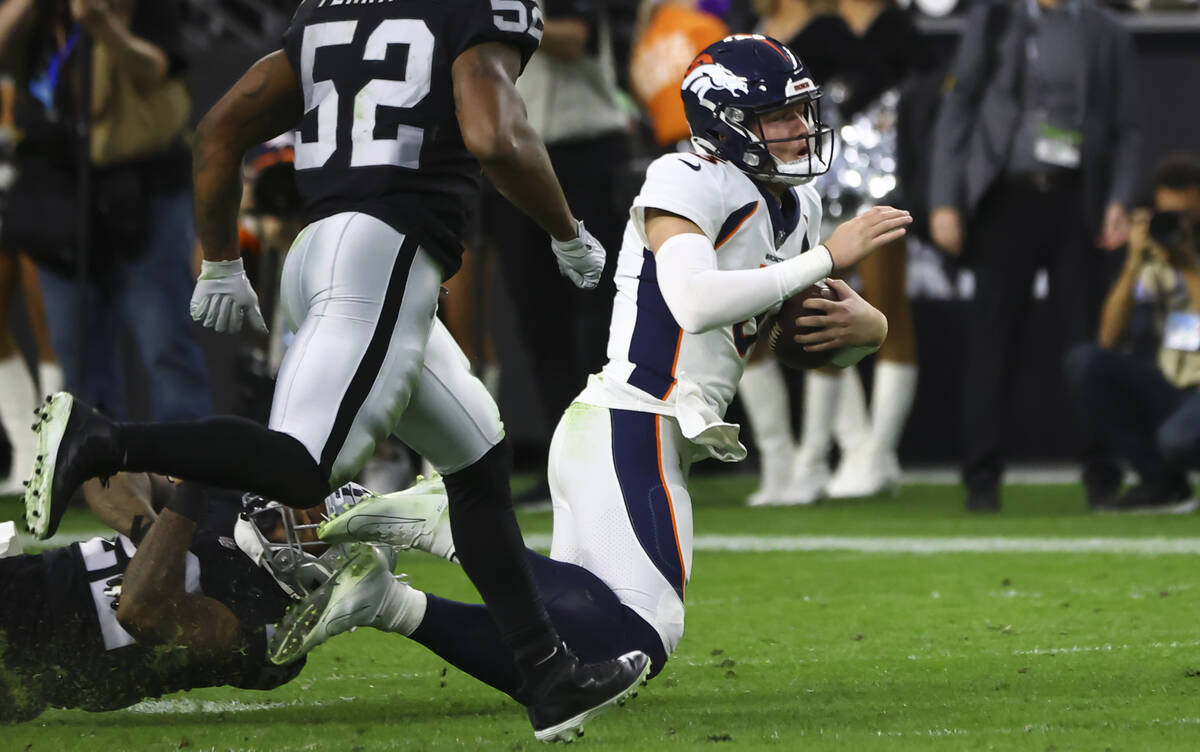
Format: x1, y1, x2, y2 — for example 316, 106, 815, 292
766, 282, 839, 370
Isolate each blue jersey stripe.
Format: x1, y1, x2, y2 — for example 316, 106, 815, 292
714, 200, 759, 249
609, 409, 686, 600
627, 249, 682, 400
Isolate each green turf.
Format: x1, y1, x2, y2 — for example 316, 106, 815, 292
4, 477, 1200, 750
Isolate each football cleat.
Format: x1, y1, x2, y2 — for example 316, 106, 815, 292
318, 474, 455, 561
25, 392, 122, 539
268, 544, 401, 665
527, 648, 650, 743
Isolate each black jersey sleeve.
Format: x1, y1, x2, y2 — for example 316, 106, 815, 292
454, 0, 543, 72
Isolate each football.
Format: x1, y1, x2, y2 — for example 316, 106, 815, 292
767, 282, 839, 370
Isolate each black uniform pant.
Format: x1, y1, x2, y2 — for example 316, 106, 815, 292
484, 132, 630, 441
961, 174, 1112, 493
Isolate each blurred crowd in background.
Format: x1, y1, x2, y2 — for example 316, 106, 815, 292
0, 0, 1198, 512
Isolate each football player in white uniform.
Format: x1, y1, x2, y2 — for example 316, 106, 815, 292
265, 34, 908, 694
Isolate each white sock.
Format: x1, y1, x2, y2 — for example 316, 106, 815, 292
38, 362, 63, 398
739, 359, 794, 458
373, 580, 428, 636
796, 370, 841, 466
833, 367, 870, 453
871, 361, 917, 456
0, 355, 37, 480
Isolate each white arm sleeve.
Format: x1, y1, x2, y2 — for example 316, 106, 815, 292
655, 232, 834, 334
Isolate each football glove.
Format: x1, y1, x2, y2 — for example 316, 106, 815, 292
550, 220, 606, 290
190, 258, 269, 335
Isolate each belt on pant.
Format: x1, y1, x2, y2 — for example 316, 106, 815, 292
1002, 171, 1080, 193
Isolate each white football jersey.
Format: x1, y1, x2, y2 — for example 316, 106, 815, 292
577, 151, 823, 461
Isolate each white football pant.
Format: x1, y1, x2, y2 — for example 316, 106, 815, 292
273, 212, 503, 486
548, 401, 692, 657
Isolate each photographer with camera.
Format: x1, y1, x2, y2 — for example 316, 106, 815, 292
1066, 154, 1200, 514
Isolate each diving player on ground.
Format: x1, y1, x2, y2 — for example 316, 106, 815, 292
259, 34, 907, 696
25, 0, 646, 740
0, 473, 323, 723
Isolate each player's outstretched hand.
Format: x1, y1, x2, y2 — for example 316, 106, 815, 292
190, 258, 269, 335
793, 278, 888, 352
550, 220, 606, 290
825, 206, 912, 270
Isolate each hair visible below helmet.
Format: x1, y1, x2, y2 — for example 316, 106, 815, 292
681, 34, 835, 186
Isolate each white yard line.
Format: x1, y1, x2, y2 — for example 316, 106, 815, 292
22, 530, 1200, 556
523, 534, 1200, 555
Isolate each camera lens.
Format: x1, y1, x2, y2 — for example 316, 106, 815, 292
1148, 211, 1188, 247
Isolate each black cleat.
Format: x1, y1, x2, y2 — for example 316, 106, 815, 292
526, 647, 650, 743
1094, 481, 1198, 515
25, 393, 122, 539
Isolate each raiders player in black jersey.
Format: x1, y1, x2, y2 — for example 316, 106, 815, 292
27, 0, 648, 741
0, 473, 312, 723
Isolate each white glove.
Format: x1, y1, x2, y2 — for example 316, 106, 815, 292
550, 219, 606, 290
190, 258, 269, 334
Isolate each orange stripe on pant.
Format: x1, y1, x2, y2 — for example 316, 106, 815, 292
655, 415, 687, 600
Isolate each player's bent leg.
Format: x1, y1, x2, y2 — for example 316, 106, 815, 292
391, 325, 649, 737
270, 213, 442, 489
316, 474, 672, 675
391, 320, 561, 659
25, 215, 442, 536
548, 402, 692, 659
274, 545, 665, 694
390, 318, 558, 663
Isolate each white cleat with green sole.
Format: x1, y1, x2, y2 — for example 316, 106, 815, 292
318, 474, 456, 561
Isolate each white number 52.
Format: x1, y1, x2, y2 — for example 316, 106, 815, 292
295, 19, 434, 171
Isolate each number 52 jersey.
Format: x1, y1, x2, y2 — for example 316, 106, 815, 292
282, 0, 543, 276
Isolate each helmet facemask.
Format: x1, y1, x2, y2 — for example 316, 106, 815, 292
233, 486, 370, 599
737, 96, 835, 186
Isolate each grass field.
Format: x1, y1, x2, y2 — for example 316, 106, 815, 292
6, 476, 1200, 751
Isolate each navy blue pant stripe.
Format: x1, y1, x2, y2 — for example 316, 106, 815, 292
609, 408, 685, 600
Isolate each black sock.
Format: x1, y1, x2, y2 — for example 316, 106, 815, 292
118, 417, 329, 508
410, 594, 524, 699
443, 440, 559, 681
408, 549, 669, 701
